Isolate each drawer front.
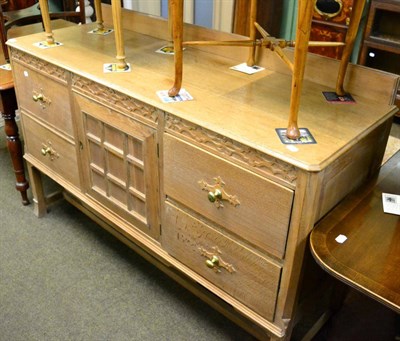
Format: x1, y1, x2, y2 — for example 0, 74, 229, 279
163, 203, 281, 321
12, 62, 72, 137
164, 134, 294, 258
22, 113, 79, 188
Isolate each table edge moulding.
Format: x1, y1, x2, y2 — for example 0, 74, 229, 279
6, 4, 400, 341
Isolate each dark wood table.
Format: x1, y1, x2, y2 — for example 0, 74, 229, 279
1, 39, 29, 204
310, 150, 400, 313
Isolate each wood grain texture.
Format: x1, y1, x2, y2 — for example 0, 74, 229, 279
22, 112, 80, 188
311, 151, 400, 313
163, 134, 294, 258
12, 61, 73, 139
7, 21, 398, 171
163, 202, 282, 321
75, 93, 161, 240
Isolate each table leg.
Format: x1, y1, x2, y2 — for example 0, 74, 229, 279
1, 87, 29, 205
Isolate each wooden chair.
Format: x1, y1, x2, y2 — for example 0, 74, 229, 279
1, 0, 86, 59
168, 0, 367, 140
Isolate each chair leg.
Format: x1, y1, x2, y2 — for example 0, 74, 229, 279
38, 0, 55, 45
94, 0, 104, 32
78, 0, 86, 24
335, 0, 366, 96
111, 0, 127, 70
168, 0, 184, 97
247, 0, 257, 67
286, 0, 314, 140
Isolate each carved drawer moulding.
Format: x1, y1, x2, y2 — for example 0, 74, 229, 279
72, 75, 159, 126
165, 114, 298, 186
10, 49, 68, 84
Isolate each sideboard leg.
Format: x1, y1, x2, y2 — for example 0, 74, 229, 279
27, 163, 47, 217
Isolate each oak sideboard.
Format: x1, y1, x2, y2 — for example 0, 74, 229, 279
7, 7, 399, 340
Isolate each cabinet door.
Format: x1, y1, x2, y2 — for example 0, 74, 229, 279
75, 94, 160, 239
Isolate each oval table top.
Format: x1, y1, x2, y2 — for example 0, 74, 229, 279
310, 151, 400, 313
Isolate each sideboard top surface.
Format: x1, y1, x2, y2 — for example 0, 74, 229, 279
8, 22, 398, 171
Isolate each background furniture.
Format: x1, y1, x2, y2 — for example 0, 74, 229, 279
310, 150, 399, 312
233, 0, 282, 37
358, 0, 400, 116
7, 5, 399, 340
1, 0, 36, 11
309, 0, 355, 59
1, 0, 85, 60
0, 46, 29, 204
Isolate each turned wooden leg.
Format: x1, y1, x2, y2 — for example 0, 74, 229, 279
286, 0, 314, 140
1, 87, 29, 205
94, 0, 105, 32
111, 0, 127, 70
168, 0, 184, 97
335, 0, 366, 96
27, 163, 47, 217
247, 0, 257, 66
38, 0, 54, 45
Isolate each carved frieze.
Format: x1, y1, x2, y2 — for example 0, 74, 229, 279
72, 75, 159, 125
10, 49, 68, 83
165, 114, 297, 185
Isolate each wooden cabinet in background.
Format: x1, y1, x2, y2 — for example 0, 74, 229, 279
310, 0, 354, 59
358, 0, 400, 115
233, 0, 282, 37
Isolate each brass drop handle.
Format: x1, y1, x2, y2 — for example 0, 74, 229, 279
33, 93, 44, 102
208, 189, 222, 203
41, 146, 51, 156
206, 255, 220, 269
199, 176, 240, 208
200, 247, 236, 274
32, 90, 51, 107
40, 141, 59, 160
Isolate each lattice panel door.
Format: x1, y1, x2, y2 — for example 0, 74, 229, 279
82, 110, 160, 239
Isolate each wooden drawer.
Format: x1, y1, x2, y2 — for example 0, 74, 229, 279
12, 62, 73, 137
22, 113, 80, 188
163, 202, 282, 321
164, 134, 294, 259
